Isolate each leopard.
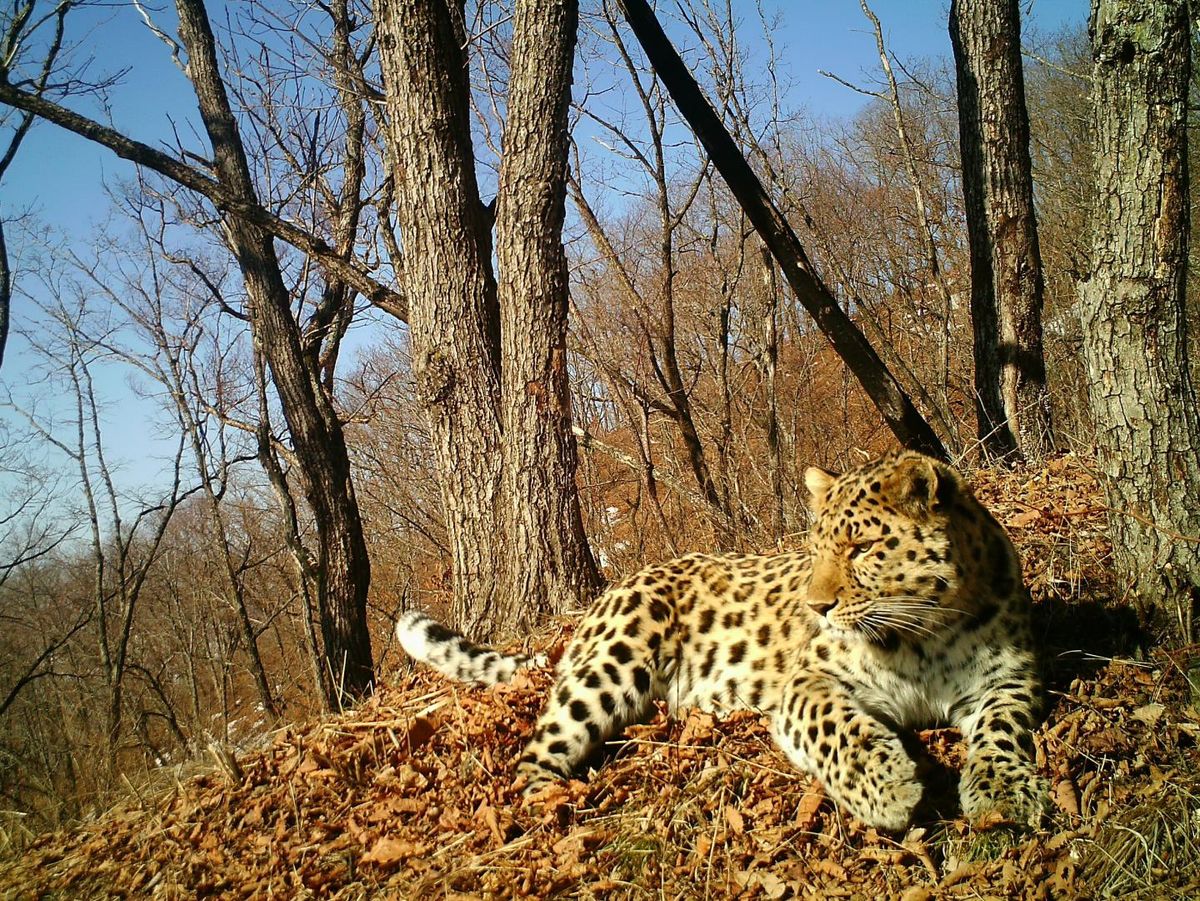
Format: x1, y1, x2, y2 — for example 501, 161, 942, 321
395, 450, 1047, 831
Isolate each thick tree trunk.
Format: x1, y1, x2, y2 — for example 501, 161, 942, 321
176, 0, 374, 699
951, 0, 1055, 463
378, 0, 603, 637
375, 0, 507, 635
619, 0, 946, 459
495, 0, 601, 628
1082, 0, 1200, 636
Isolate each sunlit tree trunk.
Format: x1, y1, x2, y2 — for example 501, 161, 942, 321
376, 0, 507, 635
377, 0, 598, 637
1081, 0, 1200, 636
951, 0, 1055, 463
176, 0, 373, 698
495, 0, 602, 626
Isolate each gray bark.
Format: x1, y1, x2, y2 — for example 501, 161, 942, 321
376, 0, 598, 637
951, 0, 1055, 462
1082, 0, 1200, 635
176, 0, 374, 698
496, 0, 602, 627
376, 0, 507, 635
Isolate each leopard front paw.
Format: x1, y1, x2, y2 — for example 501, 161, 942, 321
856, 774, 925, 832
515, 757, 564, 797
960, 756, 1048, 828
840, 746, 926, 831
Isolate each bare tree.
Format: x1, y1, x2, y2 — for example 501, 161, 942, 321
0, 0, 74, 369
951, 0, 1054, 462
376, 0, 600, 636
174, 0, 374, 698
6, 287, 193, 773
374, 0, 507, 635
496, 0, 602, 619
568, 1, 735, 539
0, 1, 383, 700
0, 430, 85, 717
68, 219, 280, 718
618, 0, 947, 459
1081, 0, 1200, 636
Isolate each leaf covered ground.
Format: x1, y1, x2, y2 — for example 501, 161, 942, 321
4, 455, 1200, 900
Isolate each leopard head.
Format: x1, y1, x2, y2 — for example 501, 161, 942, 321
802, 451, 1017, 646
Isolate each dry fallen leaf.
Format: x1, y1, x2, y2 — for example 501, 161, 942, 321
1132, 703, 1165, 726
1053, 777, 1080, 818
361, 836, 425, 868
724, 804, 745, 834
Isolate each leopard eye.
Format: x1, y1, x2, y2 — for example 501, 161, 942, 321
847, 541, 875, 561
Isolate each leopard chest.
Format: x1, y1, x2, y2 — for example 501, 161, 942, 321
821, 618, 1031, 731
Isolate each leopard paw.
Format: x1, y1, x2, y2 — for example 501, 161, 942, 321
860, 775, 925, 832
960, 759, 1048, 829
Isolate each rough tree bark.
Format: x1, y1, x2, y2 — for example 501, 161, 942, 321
176, 0, 374, 699
950, 0, 1055, 463
619, 0, 946, 459
376, 0, 598, 637
1082, 0, 1200, 636
495, 0, 602, 625
375, 0, 507, 635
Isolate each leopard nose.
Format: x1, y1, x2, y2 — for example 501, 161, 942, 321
807, 597, 837, 616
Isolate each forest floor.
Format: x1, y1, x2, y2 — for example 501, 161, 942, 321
3, 455, 1200, 900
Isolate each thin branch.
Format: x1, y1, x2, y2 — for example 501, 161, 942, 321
0, 81, 408, 320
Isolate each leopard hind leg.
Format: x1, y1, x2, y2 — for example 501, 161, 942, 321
517, 628, 665, 793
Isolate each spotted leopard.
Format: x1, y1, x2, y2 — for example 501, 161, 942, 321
396, 451, 1046, 830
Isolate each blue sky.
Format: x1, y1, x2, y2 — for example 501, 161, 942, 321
4, 0, 1090, 234
0, 0, 1088, 498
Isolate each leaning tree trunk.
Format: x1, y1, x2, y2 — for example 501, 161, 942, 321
951, 0, 1055, 464
619, 0, 946, 459
1081, 0, 1200, 636
375, 0, 508, 635
176, 0, 374, 699
494, 0, 602, 630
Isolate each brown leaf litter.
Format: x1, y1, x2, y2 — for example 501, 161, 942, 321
3, 454, 1200, 899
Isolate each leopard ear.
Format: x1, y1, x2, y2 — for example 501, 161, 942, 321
885, 455, 958, 519
804, 466, 837, 510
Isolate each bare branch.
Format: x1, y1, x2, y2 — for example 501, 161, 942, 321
0, 81, 408, 320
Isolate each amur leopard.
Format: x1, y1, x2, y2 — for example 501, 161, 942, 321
396, 451, 1046, 831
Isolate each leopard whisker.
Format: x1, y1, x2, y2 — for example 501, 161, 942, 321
877, 598, 964, 619
857, 618, 885, 643
878, 595, 960, 609
866, 616, 938, 638
871, 602, 952, 621
862, 610, 941, 637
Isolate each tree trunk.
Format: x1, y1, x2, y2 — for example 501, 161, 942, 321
375, 0, 508, 635
176, 0, 374, 699
951, 0, 1055, 463
618, 0, 947, 460
495, 0, 601, 628
1082, 0, 1200, 636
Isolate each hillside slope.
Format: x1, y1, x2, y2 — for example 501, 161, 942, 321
4, 457, 1199, 900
